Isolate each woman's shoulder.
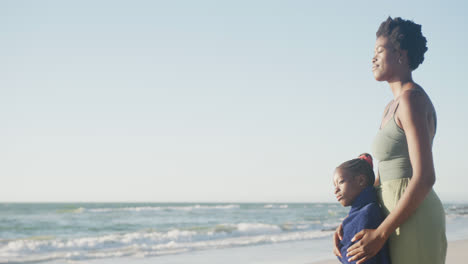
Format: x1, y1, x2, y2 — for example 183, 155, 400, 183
397, 86, 434, 115
395, 85, 437, 132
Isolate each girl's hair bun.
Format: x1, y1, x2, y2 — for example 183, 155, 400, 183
358, 153, 373, 169
336, 153, 375, 186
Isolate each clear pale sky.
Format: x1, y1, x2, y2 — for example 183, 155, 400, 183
1, 0, 467, 203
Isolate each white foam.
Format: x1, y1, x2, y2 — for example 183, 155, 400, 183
87, 204, 240, 213
236, 223, 281, 235
263, 204, 289, 209
0, 230, 333, 263
0, 225, 332, 263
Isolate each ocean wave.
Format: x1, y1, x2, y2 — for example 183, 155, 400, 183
263, 204, 288, 209
228, 223, 282, 235
446, 205, 468, 217
446, 213, 468, 220
56, 207, 85, 214
0, 228, 333, 263
86, 204, 240, 213
0, 222, 298, 256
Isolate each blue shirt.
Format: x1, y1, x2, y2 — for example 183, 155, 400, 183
338, 186, 391, 264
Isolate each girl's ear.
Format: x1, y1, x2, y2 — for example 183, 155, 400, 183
357, 174, 367, 187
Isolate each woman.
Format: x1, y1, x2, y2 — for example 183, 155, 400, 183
334, 17, 447, 264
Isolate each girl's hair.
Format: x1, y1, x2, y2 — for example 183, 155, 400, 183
337, 153, 375, 186
376, 16, 428, 70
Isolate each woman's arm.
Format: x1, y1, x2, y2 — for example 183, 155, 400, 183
346, 90, 436, 264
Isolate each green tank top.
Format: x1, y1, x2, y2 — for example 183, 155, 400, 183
372, 107, 436, 182
372, 114, 412, 182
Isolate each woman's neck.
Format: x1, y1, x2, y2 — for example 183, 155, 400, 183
388, 72, 414, 100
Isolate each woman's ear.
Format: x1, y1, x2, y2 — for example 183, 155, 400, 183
399, 50, 409, 66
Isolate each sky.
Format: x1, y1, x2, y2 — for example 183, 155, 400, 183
1, 0, 467, 203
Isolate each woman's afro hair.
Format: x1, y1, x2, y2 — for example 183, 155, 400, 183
376, 17, 428, 70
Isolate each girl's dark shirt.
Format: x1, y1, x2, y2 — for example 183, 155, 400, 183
338, 186, 391, 264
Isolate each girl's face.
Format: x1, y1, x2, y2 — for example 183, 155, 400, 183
372, 36, 400, 82
333, 169, 365, 207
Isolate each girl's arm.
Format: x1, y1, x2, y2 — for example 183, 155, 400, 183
374, 172, 380, 187
346, 90, 436, 264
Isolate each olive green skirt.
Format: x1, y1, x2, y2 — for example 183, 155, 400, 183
377, 178, 447, 264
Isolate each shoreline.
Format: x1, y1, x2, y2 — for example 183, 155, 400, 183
41, 238, 468, 264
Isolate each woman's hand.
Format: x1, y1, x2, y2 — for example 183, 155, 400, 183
333, 223, 343, 257
346, 228, 387, 264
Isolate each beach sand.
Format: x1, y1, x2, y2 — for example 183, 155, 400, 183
50, 239, 467, 264
311, 239, 468, 264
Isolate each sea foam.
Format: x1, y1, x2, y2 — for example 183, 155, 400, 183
0, 228, 333, 263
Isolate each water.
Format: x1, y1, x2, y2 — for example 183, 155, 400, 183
0, 203, 467, 263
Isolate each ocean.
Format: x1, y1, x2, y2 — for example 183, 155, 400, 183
1, 202, 467, 263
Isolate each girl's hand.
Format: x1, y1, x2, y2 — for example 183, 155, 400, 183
333, 223, 343, 257
346, 228, 387, 264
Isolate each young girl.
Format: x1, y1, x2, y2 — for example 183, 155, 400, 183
333, 154, 390, 264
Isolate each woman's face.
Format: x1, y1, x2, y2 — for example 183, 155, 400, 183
372, 36, 400, 81
333, 169, 364, 207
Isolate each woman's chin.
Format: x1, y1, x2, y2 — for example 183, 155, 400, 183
373, 73, 386, 82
